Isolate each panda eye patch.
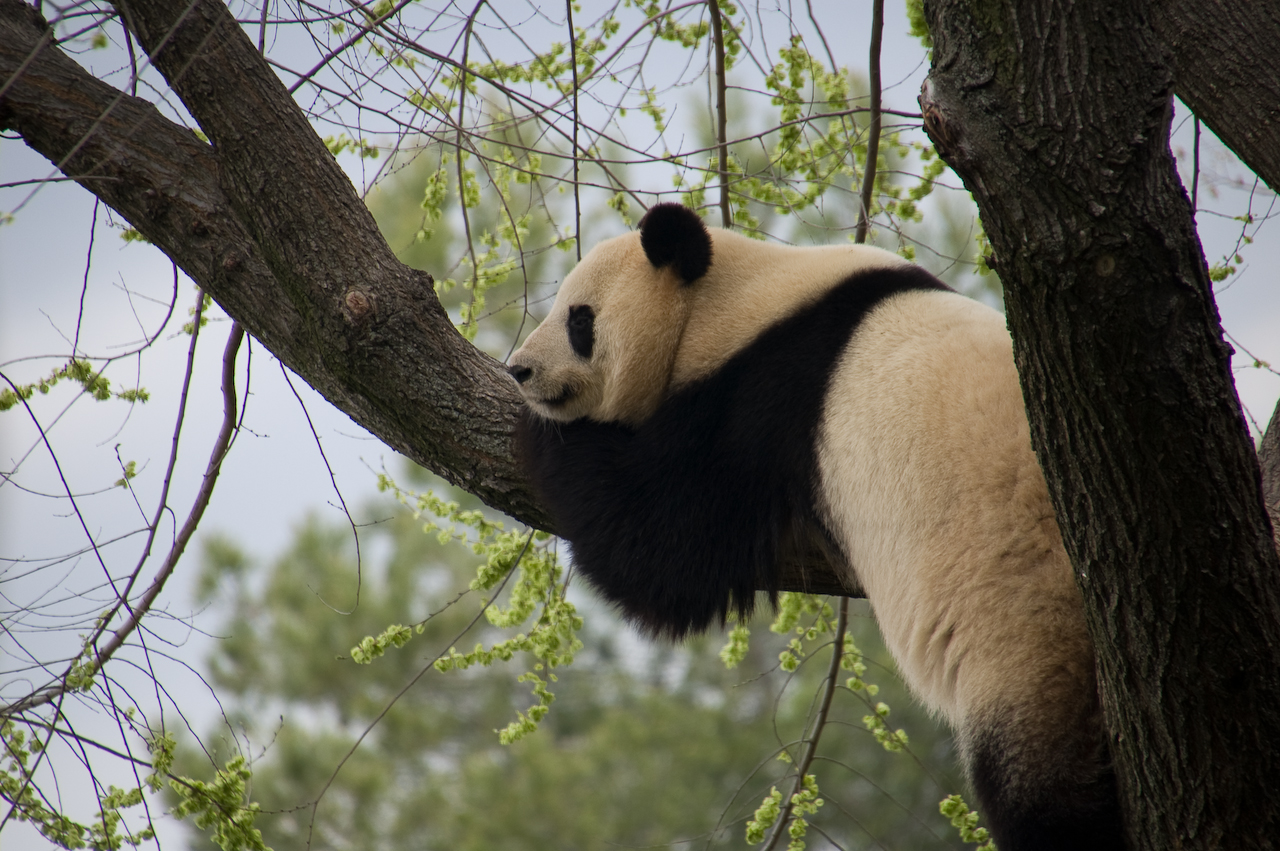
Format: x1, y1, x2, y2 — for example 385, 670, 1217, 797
567, 305, 595, 359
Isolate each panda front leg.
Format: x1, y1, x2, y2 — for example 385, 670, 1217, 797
961, 705, 1126, 851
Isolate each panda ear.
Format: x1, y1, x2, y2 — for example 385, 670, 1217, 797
638, 203, 713, 284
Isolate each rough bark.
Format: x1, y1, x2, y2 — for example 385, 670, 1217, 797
1151, 0, 1280, 194
920, 2, 1280, 849
1261, 400, 1280, 553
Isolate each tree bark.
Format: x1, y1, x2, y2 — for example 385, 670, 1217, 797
1260, 400, 1280, 553
920, 2, 1280, 849
1151, 0, 1280, 194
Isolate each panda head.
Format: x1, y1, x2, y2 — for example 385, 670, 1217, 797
507, 203, 712, 425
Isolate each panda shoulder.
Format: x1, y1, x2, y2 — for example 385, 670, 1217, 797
673, 233, 940, 386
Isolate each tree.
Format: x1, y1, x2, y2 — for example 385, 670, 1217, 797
1, 0, 1278, 848
919, 2, 1280, 848
179, 490, 962, 850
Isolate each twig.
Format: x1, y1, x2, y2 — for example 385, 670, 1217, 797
302, 531, 532, 847
287, 0, 418, 94
854, 0, 884, 245
71, 198, 99, 358
803, 0, 837, 73
279, 361, 363, 611
1, 315, 244, 718
708, 0, 731, 228
1192, 115, 1201, 214
456, 1, 484, 331
762, 598, 849, 851
567, 0, 581, 260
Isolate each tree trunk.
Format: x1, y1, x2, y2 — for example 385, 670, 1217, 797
920, 2, 1280, 848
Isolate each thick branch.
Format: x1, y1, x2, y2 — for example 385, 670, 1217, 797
1150, 0, 1280, 194
113, 0, 549, 521
0, 0, 547, 526
708, 0, 731, 229
922, 1, 1280, 847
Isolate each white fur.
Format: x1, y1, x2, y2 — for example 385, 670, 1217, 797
816, 290, 1091, 736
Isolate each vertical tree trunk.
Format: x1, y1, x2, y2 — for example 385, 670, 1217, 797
920, 2, 1280, 849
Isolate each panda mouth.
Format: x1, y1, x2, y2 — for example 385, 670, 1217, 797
540, 385, 577, 408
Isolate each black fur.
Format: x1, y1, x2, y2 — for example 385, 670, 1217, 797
515, 264, 948, 638
567, 305, 595, 358
638, 203, 713, 283
969, 727, 1125, 850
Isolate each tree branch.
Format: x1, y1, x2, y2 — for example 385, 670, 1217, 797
0, 0, 548, 526
1150, 0, 1280, 194
708, 0, 731, 229
853, 0, 883, 245
762, 598, 848, 851
1259, 398, 1280, 554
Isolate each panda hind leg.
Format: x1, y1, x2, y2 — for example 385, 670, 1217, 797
966, 723, 1127, 851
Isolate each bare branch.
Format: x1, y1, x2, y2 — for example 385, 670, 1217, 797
853, 0, 883, 245
1150, 0, 1280, 193
709, 0, 731, 228
1, 306, 237, 718
762, 599, 849, 851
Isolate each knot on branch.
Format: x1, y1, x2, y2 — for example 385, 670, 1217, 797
344, 289, 374, 322
919, 77, 962, 161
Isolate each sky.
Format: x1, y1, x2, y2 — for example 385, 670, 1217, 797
1, 1, 1278, 847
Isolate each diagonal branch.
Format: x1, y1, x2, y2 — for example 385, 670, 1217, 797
0, 0, 547, 526
761, 598, 849, 851
1149, 0, 1280, 194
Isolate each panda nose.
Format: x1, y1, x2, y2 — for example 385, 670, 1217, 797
507, 364, 533, 384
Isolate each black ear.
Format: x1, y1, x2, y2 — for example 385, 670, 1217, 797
638, 203, 713, 284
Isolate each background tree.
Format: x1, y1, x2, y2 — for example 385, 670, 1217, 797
180, 479, 964, 850
1, 0, 1277, 848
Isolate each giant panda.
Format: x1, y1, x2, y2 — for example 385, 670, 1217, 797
507, 203, 1124, 851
